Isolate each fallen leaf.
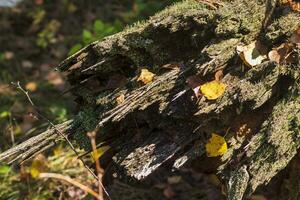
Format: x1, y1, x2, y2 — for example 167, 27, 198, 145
214, 69, 224, 82
90, 145, 110, 161
35, 0, 44, 5
4, 51, 14, 60
268, 43, 295, 64
0, 164, 11, 175
46, 71, 64, 87
137, 69, 155, 84
116, 94, 125, 105
237, 42, 267, 67
53, 144, 64, 156
200, 80, 226, 100
25, 82, 38, 92
0, 84, 14, 95
290, 26, 300, 44
13, 125, 22, 135
205, 133, 227, 157
30, 154, 48, 178
186, 75, 203, 97
21, 60, 33, 68
0, 111, 10, 118
186, 75, 202, 89
287, 1, 300, 12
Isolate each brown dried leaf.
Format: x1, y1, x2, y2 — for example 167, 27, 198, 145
214, 69, 224, 81
268, 43, 295, 64
290, 26, 300, 44
186, 75, 203, 97
0, 84, 14, 95
186, 75, 202, 89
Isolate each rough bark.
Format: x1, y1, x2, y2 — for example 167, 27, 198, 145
1, 0, 300, 199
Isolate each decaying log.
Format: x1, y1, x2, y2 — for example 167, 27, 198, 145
1, 0, 300, 199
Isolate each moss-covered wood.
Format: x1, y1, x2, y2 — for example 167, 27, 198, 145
1, 0, 300, 199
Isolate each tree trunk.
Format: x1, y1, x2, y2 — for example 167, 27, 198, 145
1, 0, 300, 199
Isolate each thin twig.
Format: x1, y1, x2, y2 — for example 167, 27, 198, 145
88, 131, 104, 200
39, 172, 101, 200
11, 81, 111, 200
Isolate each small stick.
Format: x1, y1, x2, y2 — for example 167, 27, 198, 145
39, 172, 101, 200
88, 131, 104, 200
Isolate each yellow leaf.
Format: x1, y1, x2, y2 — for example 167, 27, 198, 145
137, 69, 155, 84
53, 144, 63, 156
200, 80, 226, 100
116, 94, 125, 105
30, 154, 47, 178
25, 82, 38, 92
205, 133, 227, 157
90, 145, 110, 161
237, 42, 267, 67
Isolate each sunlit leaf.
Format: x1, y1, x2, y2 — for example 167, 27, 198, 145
82, 29, 93, 45
0, 164, 11, 175
68, 43, 82, 56
200, 80, 226, 100
49, 106, 68, 122
53, 144, 64, 156
0, 111, 10, 118
137, 68, 155, 84
93, 20, 105, 34
25, 82, 38, 92
116, 94, 125, 105
90, 145, 110, 161
205, 133, 227, 157
30, 154, 48, 178
237, 42, 267, 67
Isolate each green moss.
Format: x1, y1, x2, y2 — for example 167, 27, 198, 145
72, 107, 99, 149
265, 12, 300, 45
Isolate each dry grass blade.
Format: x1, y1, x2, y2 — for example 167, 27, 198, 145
39, 172, 101, 200
88, 131, 105, 200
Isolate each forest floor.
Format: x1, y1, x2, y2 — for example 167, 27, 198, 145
0, 0, 174, 199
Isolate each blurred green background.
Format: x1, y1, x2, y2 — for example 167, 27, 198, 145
0, 0, 175, 199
